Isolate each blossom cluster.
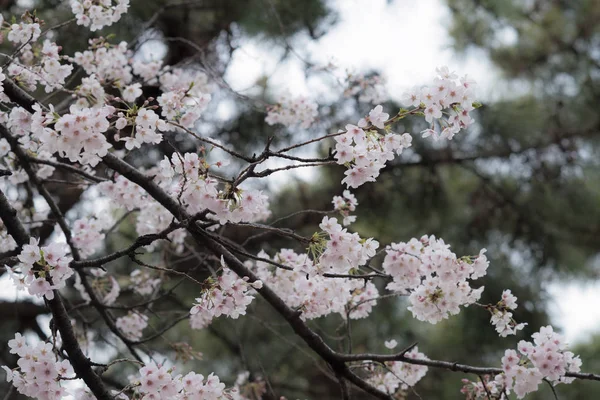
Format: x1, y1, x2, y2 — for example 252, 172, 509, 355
4, 107, 57, 182
366, 345, 429, 395
189, 257, 261, 330
156, 152, 271, 224
316, 216, 379, 275
71, 0, 130, 31
2, 12, 70, 93
70, 37, 213, 123
489, 289, 527, 337
130, 362, 232, 399
335, 105, 412, 188
401, 66, 477, 140
97, 174, 147, 210
7, 21, 41, 45
382, 235, 488, 323
265, 94, 318, 128
6, 39, 73, 93
498, 326, 582, 398
97, 175, 188, 253
5, 238, 73, 300
116, 311, 149, 341
115, 107, 166, 150
250, 248, 379, 320
0, 220, 17, 253
332, 190, 358, 226
2, 333, 74, 399
460, 375, 503, 399
33, 104, 114, 166
72, 214, 113, 257
73, 40, 132, 85
157, 72, 212, 129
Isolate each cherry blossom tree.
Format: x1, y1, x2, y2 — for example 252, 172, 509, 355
0, 2, 598, 400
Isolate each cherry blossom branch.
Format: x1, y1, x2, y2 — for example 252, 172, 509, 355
340, 349, 600, 382
0, 188, 113, 400
168, 122, 256, 162
272, 107, 422, 155
25, 155, 106, 183
249, 160, 337, 179
99, 152, 394, 399
232, 222, 311, 244
71, 222, 183, 269
1, 126, 146, 364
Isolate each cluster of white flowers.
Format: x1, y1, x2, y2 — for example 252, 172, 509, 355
189, 257, 260, 330
157, 67, 213, 129
5, 62, 37, 92
120, 82, 142, 102
2, 334, 75, 399
156, 152, 271, 224
74, 267, 120, 305
347, 281, 379, 319
73, 40, 132, 84
76, 75, 106, 106
335, 105, 412, 188
382, 235, 488, 323
332, 190, 358, 226
497, 326, 582, 398
157, 89, 211, 129
344, 73, 387, 104
7, 106, 33, 137
97, 176, 188, 252
159, 66, 214, 97
0, 221, 17, 253
71, 0, 130, 31
72, 215, 112, 257
116, 311, 148, 341
33, 104, 114, 166
401, 66, 477, 140
489, 289, 527, 337
97, 174, 148, 210
131, 362, 229, 399
5, 238, 73, 299
5, 40, 73, 94
366, 345, 429, 395
265, 94, 318, 128
250, 248, 380, 320
7, 22, 41, 44
316, 216, 378, 275
132, 59, 162, 84
4, 106, 57, 180
130, 269, 162, 296
115, 107, 166, 150
460, 375, 502, 399
38, 40, 74, 93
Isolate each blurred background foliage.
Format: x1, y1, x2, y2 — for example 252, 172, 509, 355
1, 0, 600, 398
